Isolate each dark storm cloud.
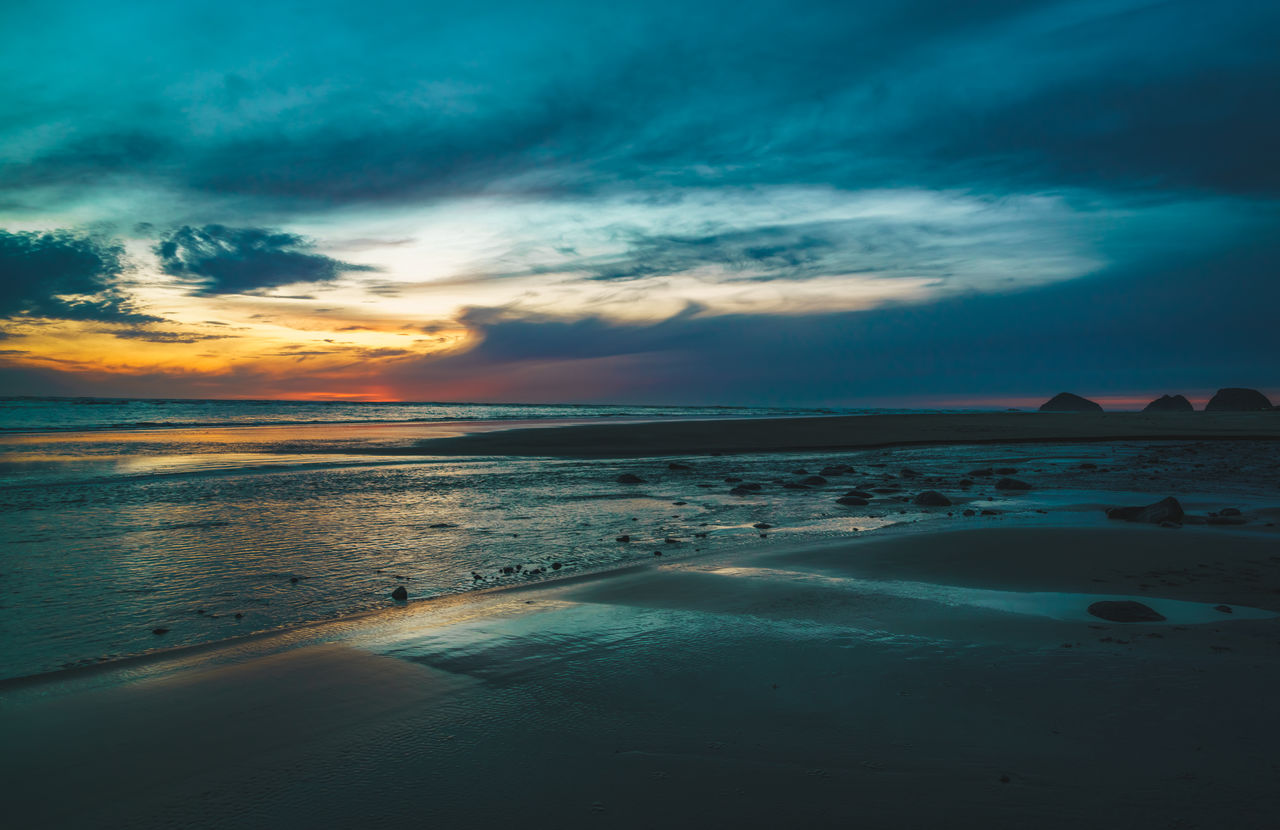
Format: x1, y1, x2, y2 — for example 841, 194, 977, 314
390, 232, 1280, 404
0, 229, 157, 323
154, 225, 376, 295
6, 0, 1278, 212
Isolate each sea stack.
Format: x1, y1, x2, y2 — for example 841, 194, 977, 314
1204, 388, 1273, 411
1039, 392, 1103, 412
1143, 394, 1193, 412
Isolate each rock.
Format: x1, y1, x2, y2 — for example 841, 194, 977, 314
753, 522, 773, 529
724, 476, 743, 483
664, 537, 680, 544
391, 585, 408, 601
968, 468, 994, 477
993, 467, 1018, 475
1079, 462, 1098, 470
152, 627, 170, 635
1220, 507, 1242, 516
501, 566, 515, 574
1214, 604, 1233, 613
1143, 394, 1193, 413
1105, 496, 1184, 524
428, 522, 458, 528
819, 464, 853, 476
842, 489, 872, 498
783, 483, 809, 490
668, 462, 693, 470
1205, 387, 1273, 411
913, 490, 952, 507
836, 496, 869, 506
994, 478, 1032, 490
800, 476, 828, 486
962, 509, 976, 516
616, 535, 631, 542
616, 473, 646, 484
739, 482, 763, 491
1087, 600, 1166, 622
653, 550, 663, 556
289, 577, 299, 583
551, 562, 562, 570
1039, 392, 1103, 412
791, 468, 810, 475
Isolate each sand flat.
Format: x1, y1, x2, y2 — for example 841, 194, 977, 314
399, 411, 1280, 456
4, 522, 1278, 828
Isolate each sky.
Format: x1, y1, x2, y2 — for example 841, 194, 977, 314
1, 0, 1277, 406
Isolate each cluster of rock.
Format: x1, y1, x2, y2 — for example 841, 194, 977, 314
1038, 387, 1274, 413
1104, 496, 1248, 527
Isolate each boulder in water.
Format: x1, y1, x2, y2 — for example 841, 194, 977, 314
1105, 496, 1184, 524
1143, 394, 1193, 413
391, 585, 408, 601
616, 473, 646, 484
836, 496, 869, 506
1205, 388, 1273, 411
913, 490, 952, 506
1088, 600, 1166, 622
995, 478, 1032, 490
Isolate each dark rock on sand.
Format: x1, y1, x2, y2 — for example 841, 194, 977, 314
1039, 392, 1103, 412
1205, 387, 1273, 411
616, 535, 631, 542
791, 468, 809, 475
151, 627, 170, 635
616, 473, 646, 484
753, 522, 774, 529
1106, 496, 1184, 524
1143, 394, 1194, 413
995, 478, 1032, 490
1214, 604, 1233, 613
836, 496, 869, 506
1088, 600, 1166, 622
800, 476, 828, 486
551, 562, 562, 570
962, 509, 976, 516
668, 462, 692, 471
1220, 507, 1242, 517
391, 586, 408, 601
428, 522, 458, 529
913, 490, 952, 506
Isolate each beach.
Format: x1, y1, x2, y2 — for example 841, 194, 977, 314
404, 411, 1280, 456
3, 412, 1280, 828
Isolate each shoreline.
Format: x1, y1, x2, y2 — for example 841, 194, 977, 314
5, 517, 1279, 827
398, 411, 1280, 457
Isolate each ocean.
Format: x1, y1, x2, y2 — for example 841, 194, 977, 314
0, 397, 1166, 683
0, 397, 862, 681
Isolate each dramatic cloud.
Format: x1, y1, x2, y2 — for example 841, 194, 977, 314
154, 225, 375, 295
0, 229, 156, 322
1, 0, 1277, 402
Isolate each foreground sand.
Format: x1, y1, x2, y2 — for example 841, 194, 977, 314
4, 519, 1279, 828
397, 411, 1280, 457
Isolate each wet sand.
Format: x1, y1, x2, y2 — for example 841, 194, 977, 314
4, 521, 1279, 828
403, 411, 1280, 456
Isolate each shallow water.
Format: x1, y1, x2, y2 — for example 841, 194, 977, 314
1, 421, 1276, 681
